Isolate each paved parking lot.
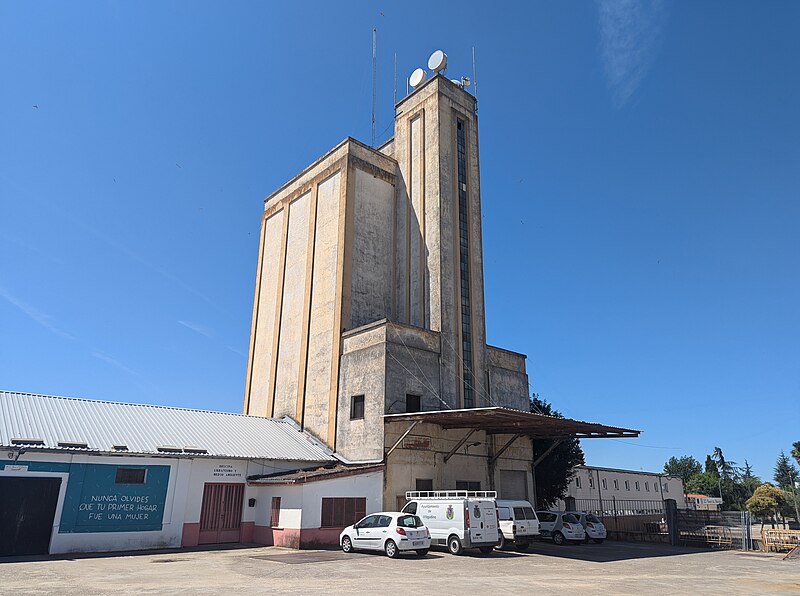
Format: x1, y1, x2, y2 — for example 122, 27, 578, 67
1, 541, 797, 595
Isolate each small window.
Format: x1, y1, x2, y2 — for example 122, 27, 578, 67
455, 480, 481, 491
602, 478, 607, 490
635, 481, 640, 491
586, 514, 601, 523
406, 394, 422, 413
376, 515, 392, 527
416, 478, 433, 492
270, 497, 281, 527
589, 476, 594, 489
402, 501, 418, 515
321, 497, 367, 528
498, 507, 512, 521
613, 479, 619, 490
625, 481, 630, 491
350, 395, 365, 420
397, 515, 423, 528
575, 477, 581, 489
523, 507, 537, 520
664, 483, 669, 493
115, 468, 146, 484
562, 514, 580, 524
645, 482, 650, 492
513, 507, 526, 519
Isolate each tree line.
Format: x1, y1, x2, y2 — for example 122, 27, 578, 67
663, 442, 799, 525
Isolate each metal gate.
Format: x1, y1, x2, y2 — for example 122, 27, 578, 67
0, 476, 62, 556
198, 483, 245, 545
676, 509, 752, 550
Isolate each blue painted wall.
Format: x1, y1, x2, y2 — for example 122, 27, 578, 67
1, 460, 170, 533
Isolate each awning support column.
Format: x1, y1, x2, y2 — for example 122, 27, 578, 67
488, 433, 523, 465
386, 421, 419, 458
443, 428, 479, 463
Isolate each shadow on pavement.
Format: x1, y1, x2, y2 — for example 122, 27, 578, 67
521, 539, 714, 562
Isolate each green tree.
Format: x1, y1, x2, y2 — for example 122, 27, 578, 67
741, 460, 761, 498
529, 395, 585, 509
686, 472, 720, 497
791, 441, 800, 467
663, 456, 702, 485
705, 455, 719, 478
746, 483, 786, 529
712, 447, 739, 481
773, 451, 799, 523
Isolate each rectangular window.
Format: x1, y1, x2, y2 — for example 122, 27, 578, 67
350, 395, 365, 420
321, 497, 367, 528
456, 117, 475, 408
635, 481, 640, 491
664, 483, 669, 493
613, 479, 619, 490
270, 497, 281, 527
645, 482, 650, 492
406, 394, 421, 413
602, 478, 607, 490
415, 478, 433, 491
115, 468, 146, 484
455, 480, 481, 491
625, 481, 630, 491
589, 476, 594, 489
575, 477, 581, 489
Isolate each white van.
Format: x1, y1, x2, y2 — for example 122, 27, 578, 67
495, 500, 539, 550
401, 491, 500, 555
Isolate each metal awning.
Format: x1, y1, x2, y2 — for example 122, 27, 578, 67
383, 407, 640, 439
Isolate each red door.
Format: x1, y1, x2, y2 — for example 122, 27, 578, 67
198, 483, 245, 544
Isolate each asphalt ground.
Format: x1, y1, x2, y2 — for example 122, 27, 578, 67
1, 540, 797, 595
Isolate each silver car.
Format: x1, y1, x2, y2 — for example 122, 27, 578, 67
567, 511, 607, 543
536, 511, 586, 545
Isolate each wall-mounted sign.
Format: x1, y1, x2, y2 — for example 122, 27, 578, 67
59, 463, 170, 533
403, 436, 431, 450
212, 463, 244, 479
4, 465, 28, 472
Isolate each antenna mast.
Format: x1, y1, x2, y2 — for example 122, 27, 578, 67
472, 46, 478, 106
393, 52, 397, 108
371, 28, 377, 147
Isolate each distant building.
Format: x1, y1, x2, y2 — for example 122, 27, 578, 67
556, 465, 686, 511
685, 493, 723, 511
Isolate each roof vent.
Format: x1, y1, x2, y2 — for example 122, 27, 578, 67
184, 447, 209, 455
58, 441, 89, 449
112, 445, 129, 451
156, 445, 183, 453
11, 438, 45, 446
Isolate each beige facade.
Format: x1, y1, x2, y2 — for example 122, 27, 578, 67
558, 465, 687, 509
243, 74, 535, 502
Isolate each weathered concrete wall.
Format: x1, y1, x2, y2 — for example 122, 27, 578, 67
487, 345, 530, 411
246, 211, 284, 416
273, 192, 311, 419
382, 421, 534, 511
302, 172, 341, 441
350, 168, 393, 329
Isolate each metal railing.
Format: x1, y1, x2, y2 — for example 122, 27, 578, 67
405, 490, 497, 500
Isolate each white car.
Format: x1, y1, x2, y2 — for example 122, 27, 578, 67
568, 511, 607, 543
536, 511, 586, 545
340, 512, 431, 558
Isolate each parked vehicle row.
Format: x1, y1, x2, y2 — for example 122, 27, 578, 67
340, 490, 608, 558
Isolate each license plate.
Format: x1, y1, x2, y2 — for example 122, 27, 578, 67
412, 540, 424, 546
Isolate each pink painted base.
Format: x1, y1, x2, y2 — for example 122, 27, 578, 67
181, 523, 200, 547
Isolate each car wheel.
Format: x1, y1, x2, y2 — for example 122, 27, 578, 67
497, 532, 506, 550
515, 541, 530, 552
385, 539, 400, 558
479, 546, 494, 554
447, 535, 463, 555
341, 536, 353, 553
593, 538, 604, 544
415, 549, 429, 557
553, 531, 565, 545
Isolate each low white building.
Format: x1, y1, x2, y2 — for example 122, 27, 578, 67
0, 391, 383, 556
557, 465, 686, 511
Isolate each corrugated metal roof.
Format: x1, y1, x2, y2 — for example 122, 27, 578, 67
0, 391, 336, 462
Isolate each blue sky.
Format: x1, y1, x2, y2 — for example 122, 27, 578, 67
1, 1, 798, 481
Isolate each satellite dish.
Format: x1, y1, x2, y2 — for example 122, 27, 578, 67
409, 68, 427, 88
428, 50, 448, 73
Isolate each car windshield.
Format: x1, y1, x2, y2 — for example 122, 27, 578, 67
563, 514, 580, 524
586, 514, 601, 523
397, 515, 423, 528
